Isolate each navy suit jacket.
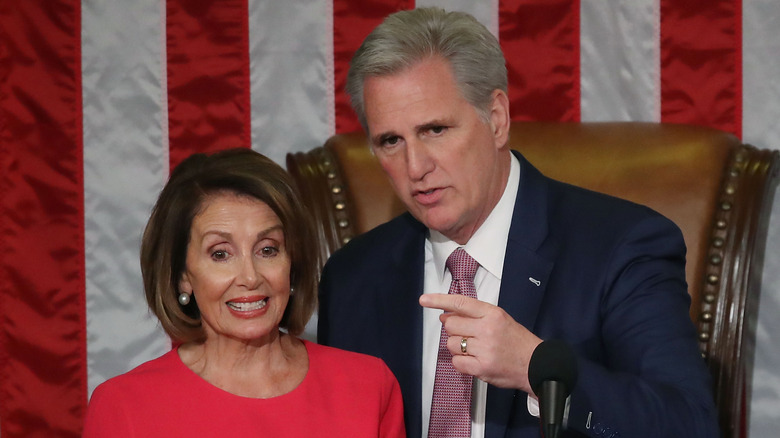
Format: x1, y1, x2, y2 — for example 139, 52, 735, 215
318, 152, 719, 438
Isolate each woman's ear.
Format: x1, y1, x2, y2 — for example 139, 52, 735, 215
179, 272, 192, 294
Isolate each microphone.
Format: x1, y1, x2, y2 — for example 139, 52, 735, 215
528, 340, 579, 438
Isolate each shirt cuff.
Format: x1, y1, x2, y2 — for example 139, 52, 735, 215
527, 395, 571, 428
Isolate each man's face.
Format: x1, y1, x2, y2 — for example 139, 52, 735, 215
363, 57, 510, 244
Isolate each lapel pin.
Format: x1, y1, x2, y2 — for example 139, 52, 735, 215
529, 277, 541, 287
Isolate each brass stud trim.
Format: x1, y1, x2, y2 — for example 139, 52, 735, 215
709, 254, 722, 265
311, 147, 356, 254
697, 146, 751, 358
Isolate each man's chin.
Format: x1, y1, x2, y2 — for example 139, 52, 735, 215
416, 212, 464, 241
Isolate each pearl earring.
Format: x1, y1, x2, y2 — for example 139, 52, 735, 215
178, 292, 191, 306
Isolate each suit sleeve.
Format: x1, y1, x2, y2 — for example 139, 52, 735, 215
564, 215, 719, 438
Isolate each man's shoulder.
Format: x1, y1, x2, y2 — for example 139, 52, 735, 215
545, 176, 669, 225
537, 177, 686, 261
327, 212, 423, 263
516, 152, 666, 228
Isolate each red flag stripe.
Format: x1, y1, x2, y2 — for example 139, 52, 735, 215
660, 0, 742, 137
0, 1, 86, 437
332, 0, 414, 134
165, 0, 252, 171
499, 0, 581, 122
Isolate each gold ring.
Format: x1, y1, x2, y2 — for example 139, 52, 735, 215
460, 337, 468, 355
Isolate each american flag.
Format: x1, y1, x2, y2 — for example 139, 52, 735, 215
1, 1, 779, 436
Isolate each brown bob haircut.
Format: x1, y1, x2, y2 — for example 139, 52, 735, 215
140, 148, 320, 343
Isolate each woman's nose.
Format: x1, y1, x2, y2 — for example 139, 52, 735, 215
236, 255, 261, 289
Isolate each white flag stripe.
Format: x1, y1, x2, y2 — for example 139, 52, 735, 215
249, 0, 336, 165
247, 0, 335, 341
580, 0, 660, 122
82, 0, 169, 395
743, 0, 780, 146
742, 0, 780, 435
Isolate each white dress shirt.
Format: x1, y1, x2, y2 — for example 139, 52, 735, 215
421, 154, 521, 438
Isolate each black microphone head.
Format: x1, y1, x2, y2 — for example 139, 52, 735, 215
528, 339, 578, 395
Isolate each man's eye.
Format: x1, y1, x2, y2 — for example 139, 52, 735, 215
382, 136, 400, 147
429, 126, 446, 135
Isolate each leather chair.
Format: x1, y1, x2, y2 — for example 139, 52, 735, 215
287, 121, 779, 438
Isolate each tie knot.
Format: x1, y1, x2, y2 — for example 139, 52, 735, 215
446, 248, 479, 282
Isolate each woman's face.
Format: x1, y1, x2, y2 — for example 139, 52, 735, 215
179, 192, 291, 344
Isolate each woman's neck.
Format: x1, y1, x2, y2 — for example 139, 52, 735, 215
178, 331, 308, 398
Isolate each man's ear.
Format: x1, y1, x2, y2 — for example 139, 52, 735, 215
489, 89, 511, 149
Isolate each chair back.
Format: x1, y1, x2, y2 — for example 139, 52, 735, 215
286, 121, 779, 438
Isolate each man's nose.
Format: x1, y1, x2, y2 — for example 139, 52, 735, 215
406, 140, 435, 181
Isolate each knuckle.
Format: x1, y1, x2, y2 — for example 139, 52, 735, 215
453, 294, 469, 311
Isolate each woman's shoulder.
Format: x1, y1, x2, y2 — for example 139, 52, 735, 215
305, 339, 379, 361
91, 348, 182, 395
301, 341, 400, 400
304, 340, 393, 376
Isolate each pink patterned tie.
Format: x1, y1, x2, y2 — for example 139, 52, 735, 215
428, 248, 479, 438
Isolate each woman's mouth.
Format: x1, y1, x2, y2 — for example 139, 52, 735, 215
226, 297, 268, 312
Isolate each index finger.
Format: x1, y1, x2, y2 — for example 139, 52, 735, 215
419, 293, 486, 317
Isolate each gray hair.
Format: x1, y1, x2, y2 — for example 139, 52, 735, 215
345, 7, 508, 131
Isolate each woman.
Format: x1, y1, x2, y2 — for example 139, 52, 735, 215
83, 148, 405, 437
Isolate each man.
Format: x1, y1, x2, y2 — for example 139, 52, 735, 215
318, 7, 719, 438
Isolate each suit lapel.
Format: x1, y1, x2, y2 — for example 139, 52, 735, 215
487, 152, 555, 437
384, 214, 427, 438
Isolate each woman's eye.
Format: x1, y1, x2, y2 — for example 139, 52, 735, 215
260, 246, 279, 257
211, 250, 228, 261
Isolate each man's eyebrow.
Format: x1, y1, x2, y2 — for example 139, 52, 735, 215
416, 121, 446, 133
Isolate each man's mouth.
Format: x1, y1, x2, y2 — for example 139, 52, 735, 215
413, 187, 443, 205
